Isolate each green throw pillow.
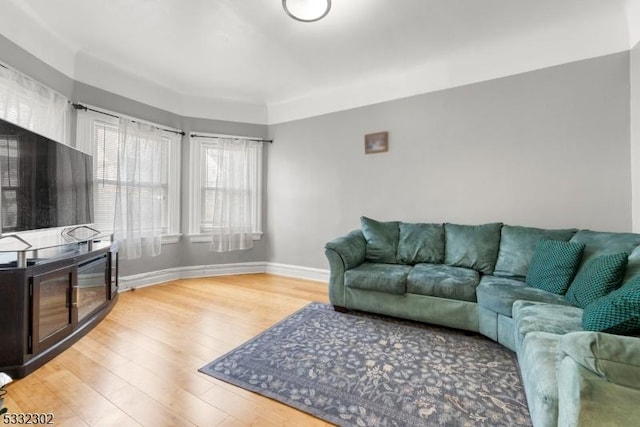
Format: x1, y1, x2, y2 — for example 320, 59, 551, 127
583, 277, 640, 335
526, 240, 585, 294
565, 252, 628, 308
360, 216, 399, 264
397, 222, 444, 264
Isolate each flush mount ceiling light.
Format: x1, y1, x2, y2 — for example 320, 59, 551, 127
282, 0, 331, 22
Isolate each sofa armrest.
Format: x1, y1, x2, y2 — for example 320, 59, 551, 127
558, 331, 640, 389
557, 356, 640, 427
325, 230, 366, 270
324, 230, 366, 307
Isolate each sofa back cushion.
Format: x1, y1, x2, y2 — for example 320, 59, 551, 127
444, 223, 502, 274
494, 225, 577, 279
360, 216, 399, 264
570, 230, 640, 271
397, 222, 444, 264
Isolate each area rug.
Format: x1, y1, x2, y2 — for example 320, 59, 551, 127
199, 303, 531, 426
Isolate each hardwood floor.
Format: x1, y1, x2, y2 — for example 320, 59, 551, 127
4, 274, 333, 426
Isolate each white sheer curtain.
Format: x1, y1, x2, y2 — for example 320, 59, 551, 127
0, 65, 71, 145
113, 118, 165, 259
210, 138, 257, 252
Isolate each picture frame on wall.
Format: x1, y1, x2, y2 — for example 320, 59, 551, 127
364, 131, 388, 154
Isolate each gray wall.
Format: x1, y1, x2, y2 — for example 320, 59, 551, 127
0, 35, 74, 99
0, 34, 269, 277
267, 52, 632, 269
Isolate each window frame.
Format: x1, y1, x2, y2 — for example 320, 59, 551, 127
188, 134, 263, 242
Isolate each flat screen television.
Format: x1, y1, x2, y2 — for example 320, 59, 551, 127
0, 117, 93, 234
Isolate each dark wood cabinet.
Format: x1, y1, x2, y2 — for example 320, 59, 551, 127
0, 241, 118, 379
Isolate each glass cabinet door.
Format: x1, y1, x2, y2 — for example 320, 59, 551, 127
77, 255, 108, 323
31, 265, 75, 354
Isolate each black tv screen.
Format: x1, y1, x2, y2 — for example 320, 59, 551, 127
0, 118, 93, 234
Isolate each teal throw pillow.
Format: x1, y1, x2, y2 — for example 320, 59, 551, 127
397, 222, 444, 264
526, 240, 585, 295
565, 252, 628, 308
583, 277, 640, 335
360, 216, 399, 264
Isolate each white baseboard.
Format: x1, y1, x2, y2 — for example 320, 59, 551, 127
266, 262, 329, 283
119, 262, 328, 290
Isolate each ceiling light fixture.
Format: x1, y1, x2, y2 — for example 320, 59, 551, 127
282, 0, 331, 22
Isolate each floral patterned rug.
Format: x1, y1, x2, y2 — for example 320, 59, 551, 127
199, 303, 531, 426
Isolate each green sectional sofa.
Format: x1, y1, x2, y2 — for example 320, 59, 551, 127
325, 217, 640, 427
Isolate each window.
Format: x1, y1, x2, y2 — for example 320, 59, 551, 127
76, 110, 181, 239
189, 135, 263, 240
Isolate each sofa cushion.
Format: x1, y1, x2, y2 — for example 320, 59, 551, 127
344, 262, 411, 295
397, 222, 444, 264
513, 301, 583, 350
582, 276, 640, 335
406, 263, 479, 302
525, 240, 585, 295
558, 331, 640, 389
494, 225, 577, 279
476, 276, 570, 317
565, 252, 628, 308
570, 230, 640, 271
360, 216, 399, 264
518, 331, 562, 427
444, 222, 502, 274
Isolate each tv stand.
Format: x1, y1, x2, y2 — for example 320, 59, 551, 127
0, 240, 118, 379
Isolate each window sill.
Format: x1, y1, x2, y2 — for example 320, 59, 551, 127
161, 234, 182, 244
188, 232, 262, 243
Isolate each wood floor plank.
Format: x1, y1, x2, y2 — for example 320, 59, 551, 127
34, 362, 140, 427
3, 274, 331, 426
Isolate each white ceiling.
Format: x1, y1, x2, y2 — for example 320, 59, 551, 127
1, 0, 640, 124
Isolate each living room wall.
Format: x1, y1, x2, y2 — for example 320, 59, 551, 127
267, 52, 632, 270
0, 34, 269, 279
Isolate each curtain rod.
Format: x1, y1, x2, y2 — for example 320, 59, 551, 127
71, 103, 186, 136
190, 133, 273, 144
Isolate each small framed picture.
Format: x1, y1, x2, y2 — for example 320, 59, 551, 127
364, 131, 388, 154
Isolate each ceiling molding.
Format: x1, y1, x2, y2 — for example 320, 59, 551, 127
1, 0, 639, 125
73, 51, 268, 124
